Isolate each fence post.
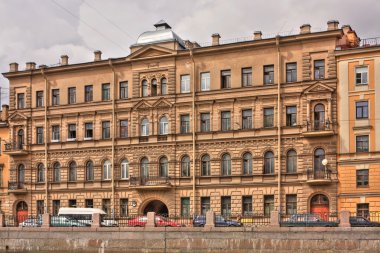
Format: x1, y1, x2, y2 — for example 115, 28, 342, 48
0, 213, 5, 227
270, 211, 280, 227
91, 213, 101, 228
339, 210, 351, 227
146, 212, 156, 227
205, 211, 215, 228
41, 213, 51, 228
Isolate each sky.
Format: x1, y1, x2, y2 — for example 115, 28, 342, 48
0, 0, 379, 105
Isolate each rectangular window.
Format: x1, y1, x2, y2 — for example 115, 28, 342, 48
264, 108, 274, 127
102, 83, 110, 101
85, 85, 93, 102
36, 91, 44, 107
37, 200, 44, 215
120, 199, 128, 217
221, 70, 231, 89
85, 123, 93, 139
356, 169, 369, 187
242, 67, 252, 87
314, 60, 325, 80
357, 203, 369, 218
201, 197, 210, 215
221, 111, 231, 131
68, 199, 76, 208
68, 124, 76, 140
242, 196, 252, 215
242, 109, 252, 129
356, 66, 368, 85
0, 166, 3, 187
102, 121, 110, 139
221, 196, 231, 217
119, 81, 128, 99
120, 120, 128, 138
356, 135, 369, 153
180, 114, 190, 134
102, 199, 111, 216
201, 72, 210, 91
264, 65, 274, 84
181, 197, 190, 217
264, 195, 274, 216
286, 195, 297, 215
286, 63, 297, 82
36, 127, 44, 144
180, 75, 190, 93
52, 200, 60, 215
68, 87, 76, 104
85, 199, 93, 208
52, 89, 60, 105
17, 93, 25, 109
52, 125, 60, 141
200, 113, 210, 132
356, 101, 368, 119
286, 106, 297, 126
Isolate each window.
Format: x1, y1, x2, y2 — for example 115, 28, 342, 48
356, 169, 369, 187
102, 83, 110, 101
102, 199, 111, 216
356, 66, 368, 85
120, 120, 128, 138
200, 113, 210, 132
221, 70, 231, 89
286, 63, 297, 82
286, 106, 297, 126
201, 155, 210, 176
142, 80, 148, 97
181, 155, 190, 177
68, 199, 76, 208
221, 153, 231, 176
141, 157, 149, 177
181, 197, 190, 217
52, 200, 60, 215
264, 108, 274, 127
314, 60, 325, 80
102, 121, 110, 139
264, 65, 274, 84
86, 161, 94, 181
141, 119, 149, 136
286, 195, 297, 215
243, 152, 253, 175
85, 123, 93, 139
52, 89, 60, 105
201, 197, 210, 215
242, 196, 252, 215
17, 164, 25, 183
242, 109, 252, 129
37, 163, 45, 183
314, 104, 325, 130
17, 93, 25, 109
356, 101, 368, 119
180, 115, 190, 134
181, 75, 190, 93
0, 166, 3, 187
37, 200, 44, 215
221, 196, 231, 217
161, 78, 167, 95
357, 203, 369, 218
221, 111, 231, 131
85, 85, 93, 102
151, 79, 157, 96
52, 125, 60, 141
120, 199, 128, 217
85, 199, 94, 208
120, 81, 128, 99
264, 195, 274, 216
264, 151, 274, 174
201, 72, 210, 91
356, 135, 369, 153
242, 68, 252, 87
286, 150, 297, 173
68, 124, 76, 140
68, 87, 76, 104
314, 148, 325, 172
69, 161, 77, 182
36, 127, 44, 144
159, 116, 168, 135
159, 156, 168, 177
121, 159, 129, 179
36, 91, 44, 107
53, 162, 60, 182
103, 160, 111, 180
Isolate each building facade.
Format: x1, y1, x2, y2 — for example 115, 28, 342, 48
2, 20, 357, 218
0, 106, 10, 214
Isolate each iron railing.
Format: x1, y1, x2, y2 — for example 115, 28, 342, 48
50, 216, 90, 227
8, 181, 25, 190
350, 212, 380, 227
307, 120, 332, 131
280, 212, 339, 227
360, 37, 380, 48
5, 215, 41, 227
4, 142, 26, 152
307, 169, 331, 180
130, 176, 171, 186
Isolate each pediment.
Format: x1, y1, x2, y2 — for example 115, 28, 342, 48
132, 100, 152, 111
303, 82, 334, 94
9, 112, 28, 121
152, 98, 173, 108
128, 45, 175, 60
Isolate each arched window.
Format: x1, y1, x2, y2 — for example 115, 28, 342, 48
17, 164, 25, 183
159, 156, 168, 177
103, 160, 111, 180
314, 148, 325, 173
264, 151, 274, 174
141, 157, 149, 177
161, 78, 167, 95
53, 162, 60, 182
69, 161, 77, 182
201, 155, 210, 176
181, 155, 190, 177
286, 150, 297, 173
314, 104, 325, 130
37, 163, 45, 183
243, 152, 253, 175
151, 79, 157, 96
221, 153, 231, 176
142, 80, 148, 97
86, 160, 94, 181
17, 129, 24, 149
141, 118, 149, 136
159, 116, 168, 135
121, 159, 129, 179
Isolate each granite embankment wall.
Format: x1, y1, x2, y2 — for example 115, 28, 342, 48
0, 227, 380, 253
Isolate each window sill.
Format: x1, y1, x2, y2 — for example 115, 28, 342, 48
357, 186, 369, 188
67, 138, 76, 142
355, 83, 368, 86
51, 140, 60, 143
84, 137, 93, 141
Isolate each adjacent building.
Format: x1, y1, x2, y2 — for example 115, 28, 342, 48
0, 105, 10, 214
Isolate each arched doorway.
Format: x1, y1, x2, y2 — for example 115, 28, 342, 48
17, 129, 24, 149
310, 194, 329, 220
16, 201, 28, 224
143, 200, 168, 216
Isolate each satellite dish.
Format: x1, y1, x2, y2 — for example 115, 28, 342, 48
322, 159, 328, 166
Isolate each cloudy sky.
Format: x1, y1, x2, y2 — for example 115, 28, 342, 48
1, 0, 379, 105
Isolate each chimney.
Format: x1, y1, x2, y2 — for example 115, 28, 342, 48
60, 55, 69, 65
327, 20, 339, 30
212, 33, 221, 46
9, 63, 18, 72
1, 105, 9, 122
341, 25, 351, 35
26, 62, 36, 70
254, 31, 262, 40
300, 24, 311, 34
94, 50, 102, 61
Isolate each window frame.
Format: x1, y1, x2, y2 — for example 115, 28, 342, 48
102, 83, 110, 101
201, 155, 211, 176
286, 194, 297, 215
356, 135, 369, 153
263, 108, 274, 128
286, 62, 297, 83
242, 109, 252, 129
120, 120, 128, 138
314, 60, 325, 80
102, 121, 110, 139
242, 67, 252, 87
356, 101, 369, 119
286, 106, 297, 126
221, 70, 231, 89
103, 160, 112, 181
180, 75, 190, 93
180, 114, 190, 134
67, 124, 76, 140
68, 87, 76, 104
85, 85, 93, 102
119, 81, 128, 99
36, 91, 44, 107
52, 89, 60, 106
221, 153, 231, 176
85, 123, 93, 139
286, 149, 297, 173
36, 127, 44, 144
200, 72, 210, 91
51, 125, 60, 142
356, 169, 369, 188
264, 65, 274, 85
221, 111, 231, 131
121, 159, 129, 179
355, 66, 368, 85
17, 93, 25, 109
181, 155, 190, 177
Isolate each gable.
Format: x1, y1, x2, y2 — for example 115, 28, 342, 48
128, 45, 175, 60
152, 98, 173, 108
132, 100, 152, 111
8, 112, 28, 121
303, 82, 334, 94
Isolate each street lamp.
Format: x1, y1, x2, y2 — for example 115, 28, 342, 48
322, 159, 328, 178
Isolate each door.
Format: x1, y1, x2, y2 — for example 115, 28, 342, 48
16, 201, 28, 225
314, 104, 325, 130
310, 194, 329, 221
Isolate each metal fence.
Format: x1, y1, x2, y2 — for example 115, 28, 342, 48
5, 215, 42, 227
280, 213, 339, 227
50, 216, 90, 227
349, 212, 380, 227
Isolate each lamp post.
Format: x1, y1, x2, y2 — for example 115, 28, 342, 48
322, 159, 328, 179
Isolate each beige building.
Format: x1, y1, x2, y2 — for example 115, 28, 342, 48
0, 105, 10, 214
2, 20, 358, 218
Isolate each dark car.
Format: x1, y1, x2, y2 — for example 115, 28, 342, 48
281, 214, 339, 227
193, 215, 242, 227
350, 216, 380, 227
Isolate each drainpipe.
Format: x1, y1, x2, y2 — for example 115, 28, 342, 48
276, 36, 282, 213
41, 68, 49, 214
189, 44, 196, 215
109, 59, 116, 218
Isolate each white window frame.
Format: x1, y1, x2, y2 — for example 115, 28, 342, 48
201, 72, 210, 91
51, 125, 60, 142
141, 119, 149, 136
181, 75, 190, 93
356, 66, 368, 85
121, 160, 129, 179
159, 117, 168, 135
103, 160, 112, 180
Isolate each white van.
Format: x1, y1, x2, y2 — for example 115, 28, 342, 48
58, 208, 118, 227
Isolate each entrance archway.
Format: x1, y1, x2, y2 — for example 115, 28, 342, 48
143, 200, 168, 216
16, 201, 28, 224
310, 194, 329, 220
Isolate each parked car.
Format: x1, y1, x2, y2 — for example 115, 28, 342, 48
57, 207, 119, 227
350, 216, 380, 227
18, 218, 42, 227
50, 216, 90, 227
127, 215, 184, 227
281, 214, 339, 227
193, 215, 242, 227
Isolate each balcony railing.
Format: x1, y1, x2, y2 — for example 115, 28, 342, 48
130, 176, 171, 188
307, 120, 332, 131
8, 181, 25, 190
307, 169, 331, 180
4, 142, 28, 155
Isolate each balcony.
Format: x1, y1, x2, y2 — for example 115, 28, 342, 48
8, 181, 27, 194
306, 169, 333, 185
3, 143, 28, 155
129, 176, 172, 190
302, 121, 334, 137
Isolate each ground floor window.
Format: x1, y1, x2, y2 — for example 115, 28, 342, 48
264, 195, 274, 216
357, 203, 369, 218
286, 195, 297, 215
85, 199, 93, 208
68, 199, 76, 208
120, 199, 128, 217
242, 196, 252, 215
201, 197, 210, 215
102, 199, 111, 216
181, 197, 190, 217
221, 196, 231, 217
37, 200, 44, 215
52, 200, 60, 215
